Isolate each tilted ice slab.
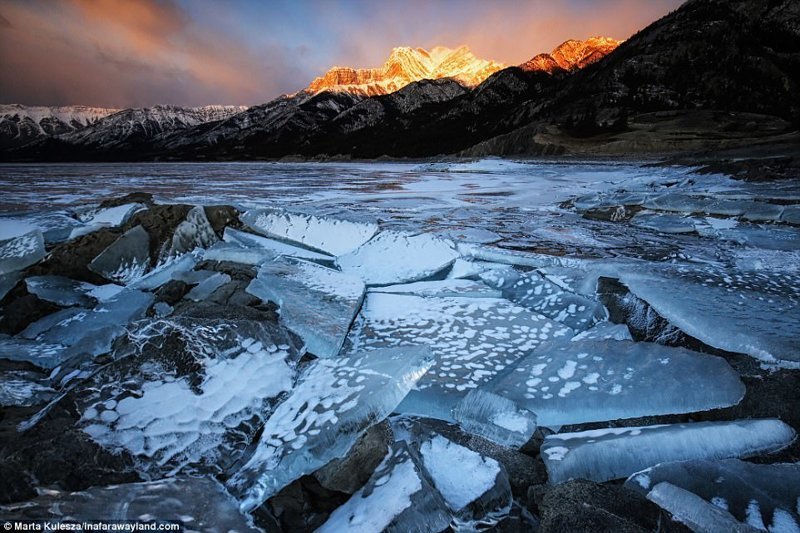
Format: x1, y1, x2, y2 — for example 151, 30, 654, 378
0, 477, 260, 532
89, 225, 151, 284
478, 339, 744, 427
318, 441, 452, 533
25, 275, 97, 307
75, 318, 299, 477
0, 230, 45, 275
0, 335, 68, 369
241, 208, 378, 256
373, 279, 502, 298
0, 370, 55, 407
0, 271, 22, 301
618, 266, 800, 363
21, 289, 153, 359
224, 227, 332, 261
129, 252, 199, 291
227, 345, 433, 511
480, 269, 607, 332
626, 459, 800, 533
347, 292, 572, 421
419, 434, 512, 530
168, 205, 218, 257
446, 258, 515, 280
541, 419, 796, 485
646, 482, 763, 533
202, 240, 275, 266
247, 257, 366, 357
452, 389, 538, 447
337, 231, 459, 285
630, 212, 699, 234
69, 202, 145, 239
185, 272, 231, 301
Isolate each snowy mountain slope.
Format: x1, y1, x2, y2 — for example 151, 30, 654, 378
0, 105, 119, 148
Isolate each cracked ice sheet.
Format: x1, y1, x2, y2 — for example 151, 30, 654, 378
318, 441, 452, 533
247, 257, 365, 357
0, 230, 45, 275
75, 319, 299, 478
625, 459, 800, 532
478, 339, 744, 427
346, 292, 572, 421
480, 269, 607, 332
227, 345, 433, 511
541, 419, 796, 485
25, 275, 97, 307
337, 231, 459, 285
240, 208, 377, 256
618, 265, 800, 364
0, 477, 260, 532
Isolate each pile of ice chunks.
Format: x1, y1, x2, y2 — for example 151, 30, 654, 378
1, 197, 798, 532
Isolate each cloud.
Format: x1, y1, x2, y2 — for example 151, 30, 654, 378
0, 0, 683, 108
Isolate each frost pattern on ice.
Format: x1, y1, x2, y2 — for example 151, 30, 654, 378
337, 231, 459, 285
0, 370, 55, 407
0, 335, 68, 369
452, 389, 537, 447
25, 275, 97, 307
168, 205, 218, 257
373, 279, 502, 298
247, 257, 366, 357
318, 441, 452, 533
75, 318, 298, 477
479, 339, 744, 427
0, 477, 260, 532
347, 292, 572, 420
227, 345, 433, 511
241, 208, 378, 256
541, 419, 796, 484
0, 230, 45, 275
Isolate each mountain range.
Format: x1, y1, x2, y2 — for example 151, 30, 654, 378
2, 0, 798, 162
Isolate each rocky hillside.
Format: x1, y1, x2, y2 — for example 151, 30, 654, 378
519, 36, 622, 74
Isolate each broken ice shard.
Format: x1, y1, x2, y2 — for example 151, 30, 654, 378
617, 266, 800, 363
168, 205, 219, 257
372, 279, 502, 298
0, 271, 22, 301
0, 229, 45, 275
241, 208, 378, 256
541, 419, 796, 484
247, 256, 365, 357
202, 240, 275, 266
185, 272, 231, 301
452, 389, 537, 447
226, 345, 433, 511
337, 231, 459, 285
480, 268, 607, 332
89, 224, 151, 284
571, 321, 632, 342
625, 459, 800, 533
646, 482, 763, 533
347, 292, 572, 421
419, 434, 513, 530
21, 288, 153, 358
478, 339, 744, 427
129, 252, 198, 291
25, 275, 96, 307
0, 477, 260, 532
74, 318, 300, 478
224, 227, 332, 261
317, 441, 452, 533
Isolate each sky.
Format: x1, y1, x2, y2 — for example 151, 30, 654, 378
0, 0, 684, 108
